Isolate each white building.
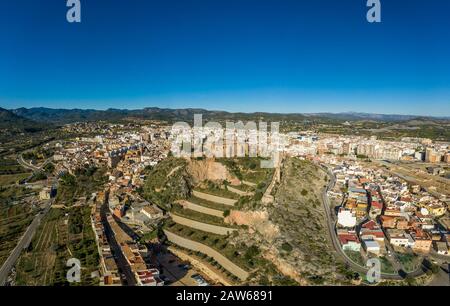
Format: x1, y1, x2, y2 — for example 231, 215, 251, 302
337, 208, 357, 228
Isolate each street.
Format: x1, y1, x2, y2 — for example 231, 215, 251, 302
320, 164, 427, 281
100, 203, 136, 286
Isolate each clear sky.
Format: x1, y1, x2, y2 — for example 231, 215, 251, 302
0, 0, 449, 116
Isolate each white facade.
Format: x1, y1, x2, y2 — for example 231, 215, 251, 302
337, 209, 357, 228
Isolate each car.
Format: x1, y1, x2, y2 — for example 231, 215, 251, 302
192, 275, 209, 286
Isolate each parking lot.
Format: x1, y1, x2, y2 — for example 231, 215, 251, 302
155, 251, 210, 286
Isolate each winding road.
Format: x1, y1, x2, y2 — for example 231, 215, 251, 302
17, 153, 53, 172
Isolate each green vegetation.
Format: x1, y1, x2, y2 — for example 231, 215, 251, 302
27, 171, 48, 183
344, 250, 365, 266
397, 253, 422, 272
194, 186, 240, 200
171, 204, 229, 227
0, 158, 28, 175
281, 242, 293, 253
15, 207, 100, 286
0, 198, 35, 266
142, 157, 193, 210
187, 196, 230, 211
43, 162, 55, 174
217, 157, 274, 185
380, 256, 396, 274
0, 173, 31, 185
56, 166, 107, 205
0, 157, 31, 185
267, 157, 345, 284
138, 228, 159, 243
223, 209, 230, 217
164, 222, 254, 270
22, 147, 54, 162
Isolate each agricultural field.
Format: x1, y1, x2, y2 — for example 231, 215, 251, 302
56, 166, 107, 205
14, 207, 100, 286
164, 221, 253, 272
0, 157, 32, 186
0, 173, 31, 186
171, 203, 227, 226
0, 193, 36, 266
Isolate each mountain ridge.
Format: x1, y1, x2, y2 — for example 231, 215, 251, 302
10, 107, 449, 124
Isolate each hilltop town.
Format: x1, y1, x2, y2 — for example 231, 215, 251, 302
0, 116, 449, 286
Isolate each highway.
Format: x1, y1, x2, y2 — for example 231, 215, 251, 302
319, 164, 428, 281
0, 199, 53, 285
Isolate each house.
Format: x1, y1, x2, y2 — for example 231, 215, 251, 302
39, 187, 52, 200
434, 241, 449, 256
386, 229, 409, 248
380, 215, 396, 229
113, 205, 126, 218
396, 218, 410, 230
371, 201, 383, 210
384, 207, 402, 217
362, 238, 381, 256
141, 205, 163, 220
360, 221, 385, 242
413, 238, 432, 254
136, 270, 164, 286
338, 231, 361, 252
337, 208, 357, 228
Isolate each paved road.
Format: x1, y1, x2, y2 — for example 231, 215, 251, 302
0, 199, 53, 285
17, 154, 52, 173
320, 164, 427, 281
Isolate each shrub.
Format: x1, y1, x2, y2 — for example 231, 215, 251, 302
223, 209, 230, 217
281, 242, 293, 252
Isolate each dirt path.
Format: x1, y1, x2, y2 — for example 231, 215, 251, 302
192, 190, 237, 206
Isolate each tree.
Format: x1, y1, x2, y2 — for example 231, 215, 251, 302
281, 242, 293, 252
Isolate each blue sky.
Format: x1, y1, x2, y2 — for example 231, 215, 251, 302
0, 0, 449, 115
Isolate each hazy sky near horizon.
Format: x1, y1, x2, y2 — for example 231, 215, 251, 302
1, 0, 449, 116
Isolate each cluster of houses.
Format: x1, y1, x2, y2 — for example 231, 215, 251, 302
53, 123, 174, 286
91, 189, 165, 286
330, 161, 449, 260
53, 123, 171, 179
91, 191, 122, 286
285, 133, 450, 163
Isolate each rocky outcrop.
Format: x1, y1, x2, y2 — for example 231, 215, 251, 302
187, 159, 240, 185
225, 210, 279, 242
263, 248, 307, 285
226, 186, 254, 197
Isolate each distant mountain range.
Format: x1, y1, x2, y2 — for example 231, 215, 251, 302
305, 112, 450, 122
4, 107, 450, 126
0, 107, 46, 132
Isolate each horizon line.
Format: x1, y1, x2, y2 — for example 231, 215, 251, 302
5, 106, 450, 119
